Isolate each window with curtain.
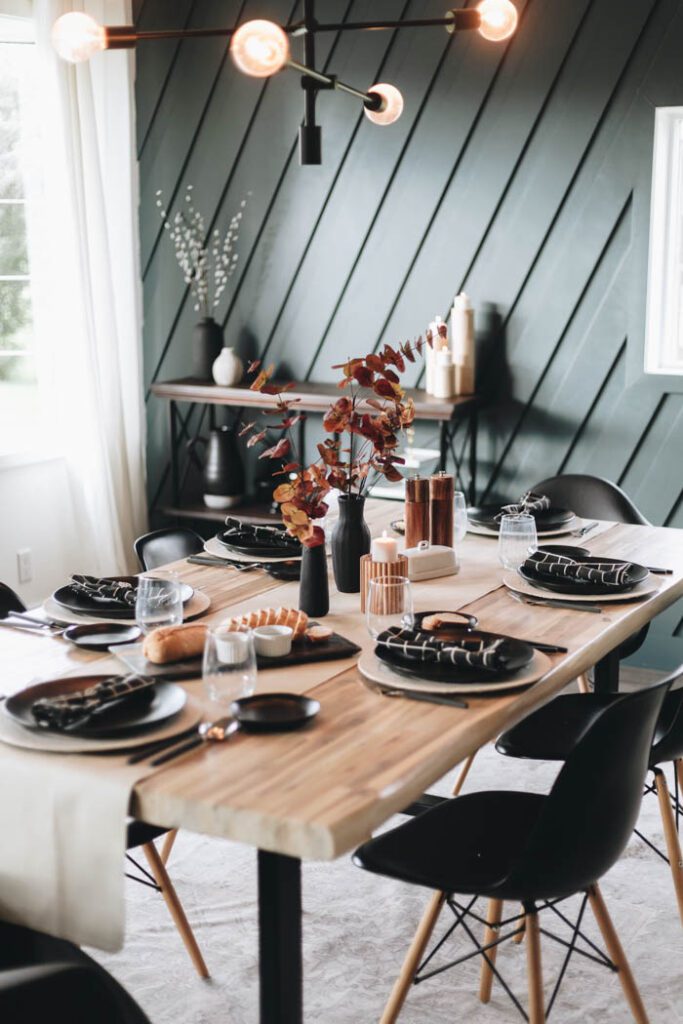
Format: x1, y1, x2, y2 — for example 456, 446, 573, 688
0, 10, 40, 455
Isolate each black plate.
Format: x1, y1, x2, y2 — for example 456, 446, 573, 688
5, 676, 186, 737
63, 623, 142, 650
218, 528, 302, 560
519, 556, 648, 596
263, 560, 301, 581
230, 693, 320, 732
467, 505, 575, 531
413, 609, 479, 633
375, 633, 534, 685
53, 577, 193, 621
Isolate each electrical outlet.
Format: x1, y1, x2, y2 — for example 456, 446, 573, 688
17, 548, 32, 584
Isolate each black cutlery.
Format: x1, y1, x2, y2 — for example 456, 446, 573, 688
127, 725, 199, 764
150, 717, 239, 766
380, 688, 469, 709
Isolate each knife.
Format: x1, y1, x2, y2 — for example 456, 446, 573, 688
507, 591, 603, 614
380, 688, 469, 709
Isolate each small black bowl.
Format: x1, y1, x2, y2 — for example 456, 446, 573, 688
63, 623, 142, 651
230, 693, 320, 733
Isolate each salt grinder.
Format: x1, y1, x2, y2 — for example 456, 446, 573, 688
405, 476, 430, 549
429, 472, 454, 547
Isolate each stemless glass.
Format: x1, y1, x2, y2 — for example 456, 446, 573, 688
366, 576, 414, 639
498, 513, 538, 571
454, 491, 468, 542
135, 572, 183, 635
203, 627, 257, 707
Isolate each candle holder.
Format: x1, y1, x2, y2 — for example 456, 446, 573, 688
360, 553, 409, 612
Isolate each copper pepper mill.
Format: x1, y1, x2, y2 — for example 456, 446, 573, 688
429, 472, 454, 547
405, 476, 430, 549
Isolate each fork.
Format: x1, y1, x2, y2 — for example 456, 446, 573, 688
572, 521, 599, 538
506, 590, 602, 614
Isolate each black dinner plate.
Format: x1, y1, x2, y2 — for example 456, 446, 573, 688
5, 676, 186, 737
230, 693, 320, 732
218, 528, 302, 560
519, 556, 648, 597
63, 623, 142, 650
53, 577, 193, 620
467, 505, 575, 531
375, 634, 534, 685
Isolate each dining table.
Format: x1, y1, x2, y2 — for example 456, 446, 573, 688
2, 498, 683, 1024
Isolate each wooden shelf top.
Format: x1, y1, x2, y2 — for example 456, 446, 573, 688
150, 377, 479, 422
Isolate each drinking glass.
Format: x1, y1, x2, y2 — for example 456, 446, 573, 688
366, 576, 414, 639
454, 491, 468, 542
498, 513, 538, 571
135, 572, 183, 635
203, 627, 257, 707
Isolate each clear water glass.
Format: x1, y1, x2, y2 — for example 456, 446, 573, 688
366, 576, 414, 639
135, 572, 183, 635
203, 627, 257, 707
498, 513, 538, 571
454, 491, 468, 542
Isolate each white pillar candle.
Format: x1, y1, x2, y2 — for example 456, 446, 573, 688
432, 349, 455, 399
450, 292, 475, 395
371, 530, 399, 563
425, 315, 443, 395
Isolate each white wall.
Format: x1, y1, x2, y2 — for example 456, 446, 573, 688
0, 456, 85, 607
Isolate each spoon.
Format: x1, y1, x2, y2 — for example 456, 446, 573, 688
149, 716, 240, 766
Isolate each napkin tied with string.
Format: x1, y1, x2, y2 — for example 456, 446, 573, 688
495, 491, 551, 521
70, 574, 136, 608
525, 550, 639, 587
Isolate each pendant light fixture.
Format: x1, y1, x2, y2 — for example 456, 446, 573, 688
52, 0, 518, 165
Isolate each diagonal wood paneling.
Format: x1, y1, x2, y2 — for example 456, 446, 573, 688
136, 0, 683, 668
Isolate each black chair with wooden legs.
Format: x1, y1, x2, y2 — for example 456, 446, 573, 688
497, 666, 683, 928
354, 676, 671, 1024
134, 527, 204, 571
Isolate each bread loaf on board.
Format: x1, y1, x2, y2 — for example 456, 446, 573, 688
142, 608, 309, 664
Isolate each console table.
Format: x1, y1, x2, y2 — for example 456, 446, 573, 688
150, 378, 480, 524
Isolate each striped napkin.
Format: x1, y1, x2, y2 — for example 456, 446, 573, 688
525, 550, 639, 587
377, 626, 508, 671
70, 574, 136, 607
496, 491, 551, 521
32, 675, 154, 731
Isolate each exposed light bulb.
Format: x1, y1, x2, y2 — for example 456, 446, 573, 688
477, 0, 518, 42
364, 83, 404, 126
52, 12, 106, 63
230, 19, 290, 78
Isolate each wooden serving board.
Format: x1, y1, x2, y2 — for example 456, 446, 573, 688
112, 632, 362, 681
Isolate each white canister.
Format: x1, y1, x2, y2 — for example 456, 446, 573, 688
212, 347, 244, 386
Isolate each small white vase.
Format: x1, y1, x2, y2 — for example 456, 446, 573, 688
212, 346, 243, 386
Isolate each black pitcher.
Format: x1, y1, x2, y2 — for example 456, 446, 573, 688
330, 494, 371, 593
189, 425, 245, 510
299, 541, 329, 617
192, 317, 224, 381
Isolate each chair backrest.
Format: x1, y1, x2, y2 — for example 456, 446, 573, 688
532, 474, 650, 525
133, 528, 204, 571
504, 672, 673, 899
650, 667, 683, 765
0, 582, 26, 617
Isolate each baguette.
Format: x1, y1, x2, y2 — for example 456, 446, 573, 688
223, 607, 308, 638
143, 623, 207, 665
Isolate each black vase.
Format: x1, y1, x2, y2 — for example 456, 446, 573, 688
192, 317, 223, 381
299, 542, 329, 617
189, 425, 245, 510
331, 494, 371, 594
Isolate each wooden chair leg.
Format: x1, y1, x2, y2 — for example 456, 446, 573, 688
525, 907, 545, 1024
379, 891, 446, 1024
513, 906, 526, 943
577, 672, 591, 694
142, 842, 209, 979
587, 884, 649, 1024
451, 751, 477, 796
478, 898, 502, 1003
160, 828, 178, 865
676, 758, 683, 796
654, 769, 683, 926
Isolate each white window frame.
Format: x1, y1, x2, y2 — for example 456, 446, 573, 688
644, 106, 683, 375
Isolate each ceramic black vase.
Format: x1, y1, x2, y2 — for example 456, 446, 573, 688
192, 317, 224, 381
189, 425, 245, 510
331, 494, 371, 593
298, 542, 329, 617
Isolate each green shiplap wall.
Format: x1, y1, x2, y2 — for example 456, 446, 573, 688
135, 0, 683, 669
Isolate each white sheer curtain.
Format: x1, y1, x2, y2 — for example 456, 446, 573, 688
25, 0, 146, 574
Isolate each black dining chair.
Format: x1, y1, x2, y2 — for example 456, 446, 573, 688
0, 919, 151, 1023
0, 581, 27, 616
134, 527, 204, 571
354, 676, 671, 1023
496, 665, 683, 929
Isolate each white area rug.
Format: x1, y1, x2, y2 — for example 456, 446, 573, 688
94, 743, 683, 1023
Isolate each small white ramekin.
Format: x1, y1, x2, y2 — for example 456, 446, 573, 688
253, 624, 293, 658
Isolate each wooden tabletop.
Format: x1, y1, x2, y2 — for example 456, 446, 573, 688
3, 500, 683, 863
150, 378, 480, 422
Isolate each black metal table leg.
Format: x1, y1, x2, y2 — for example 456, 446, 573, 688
170, 401, 179, 506
439, 420, 448, 472
468, 407, 478, 505
593, 648, 620, 694
258, 850, 303, 1024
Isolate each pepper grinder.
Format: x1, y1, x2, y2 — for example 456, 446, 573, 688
429, 472, 454, 547
405, 476, 430, 549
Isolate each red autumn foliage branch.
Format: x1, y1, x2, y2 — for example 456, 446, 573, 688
240, 336, 430, 547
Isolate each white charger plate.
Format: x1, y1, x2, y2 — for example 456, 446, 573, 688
205, 535, 301, 564
466, 516, 580, 538
358, 649, 551, 695
502, 571, 662, 604
42, 589, 211, 626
